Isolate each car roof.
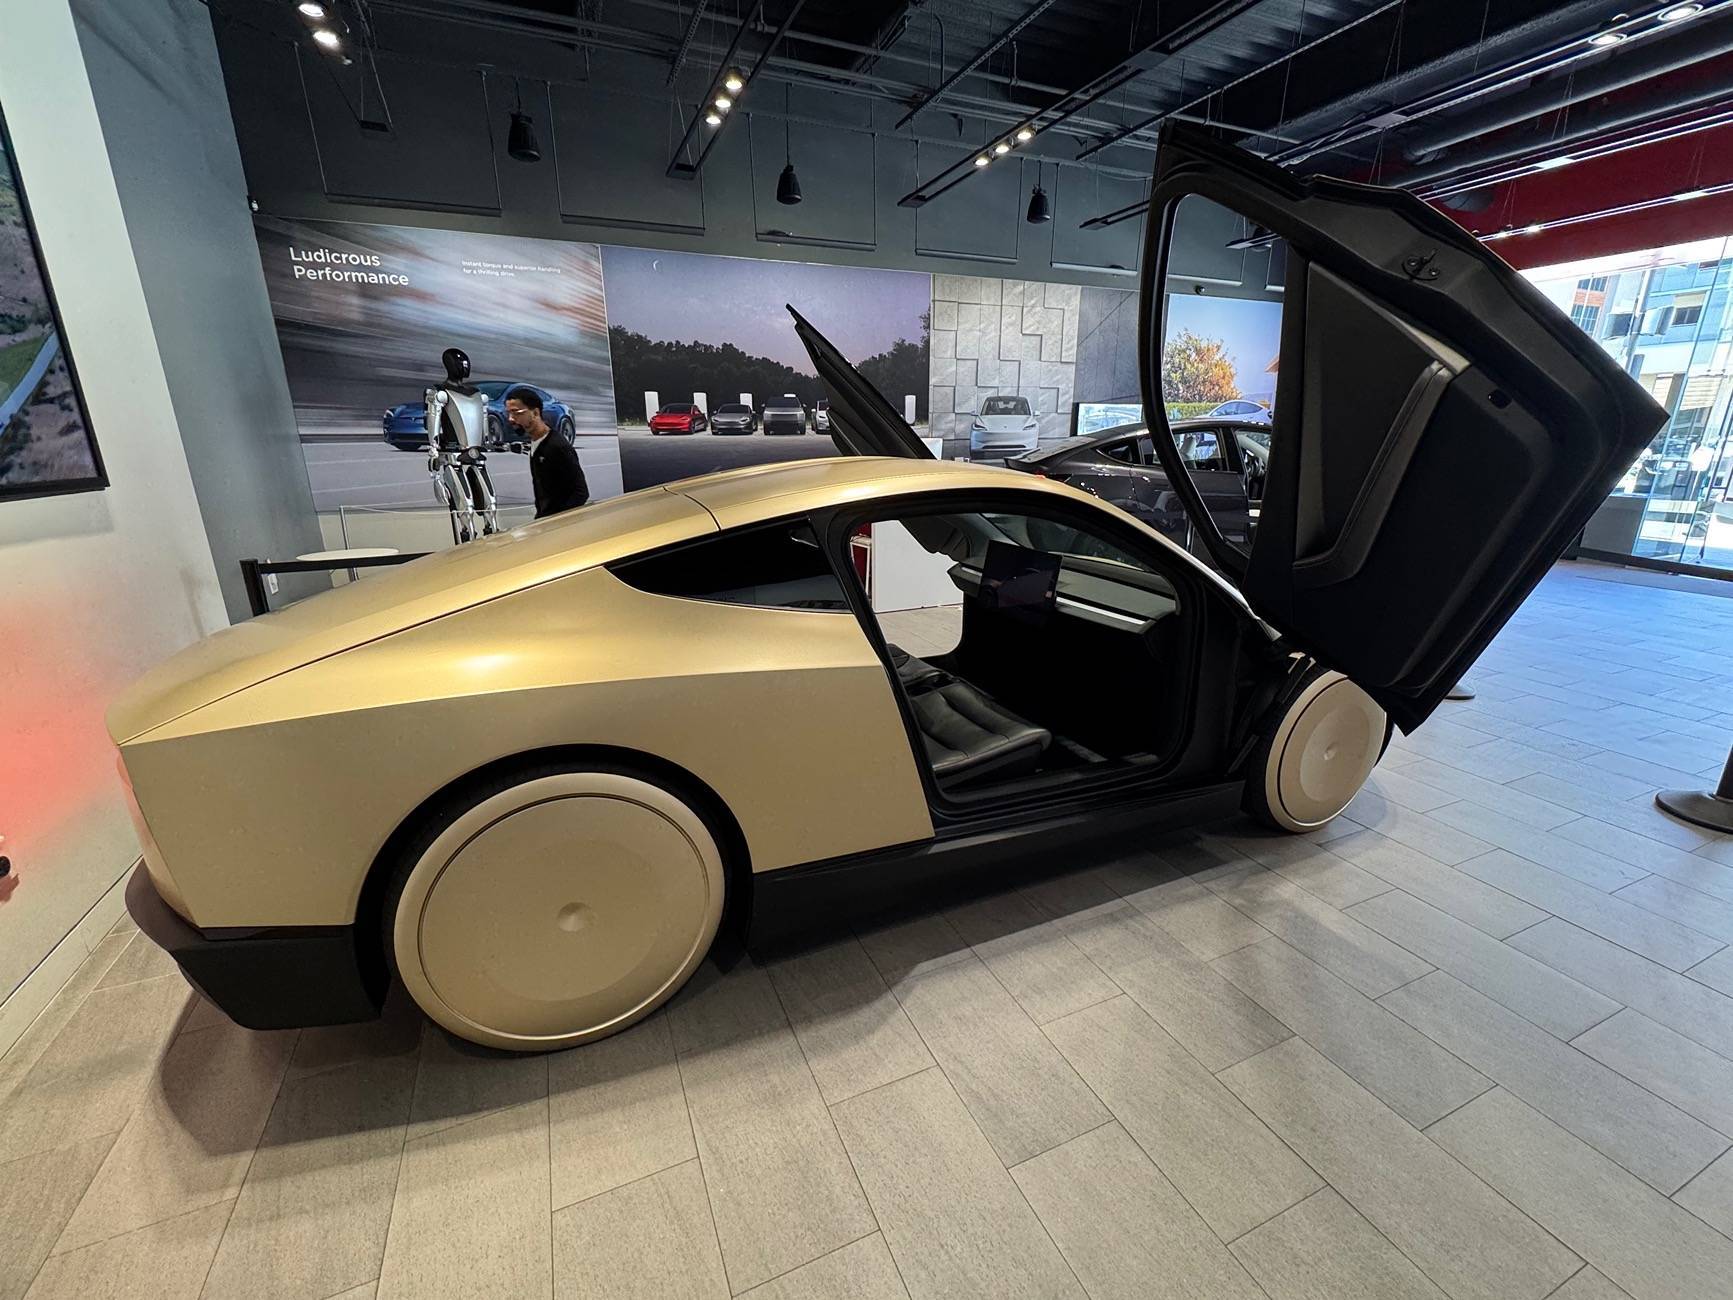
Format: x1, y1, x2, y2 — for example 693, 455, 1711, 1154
109, 457, 1251, 742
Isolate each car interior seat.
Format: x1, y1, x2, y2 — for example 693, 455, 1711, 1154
888, 646, 1052, 786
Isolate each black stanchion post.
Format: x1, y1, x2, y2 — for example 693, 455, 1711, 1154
1656, 744, 1733, 834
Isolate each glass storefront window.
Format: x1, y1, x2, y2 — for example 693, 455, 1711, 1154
1526, 238, 1733, 573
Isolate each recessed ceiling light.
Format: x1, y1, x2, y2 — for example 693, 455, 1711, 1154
311, 27, 341, 48
993, 141, 1011, 156
1677, 188, 1710, 200
297, 2, 327, 17
1588, 29, 1628, 46
1658, 4, 1703, 22
974, 154, 991, 167
714, 95, 733, 111
1536, 155, 1576, 170
723, 71, 745, 93
704, 110, 723, 127
1015, 127, 1034, 143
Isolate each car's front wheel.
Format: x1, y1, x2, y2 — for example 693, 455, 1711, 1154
558, 415, 576, 443
383, 763, 726, 1051
1243, 666, 1387, 833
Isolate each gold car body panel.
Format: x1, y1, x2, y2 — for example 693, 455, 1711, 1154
107, 486, 721, 743
119, 563, 931, 928
111, 454, 1241, 931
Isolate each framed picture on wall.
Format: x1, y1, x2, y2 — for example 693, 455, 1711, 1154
0, 104, 105, 500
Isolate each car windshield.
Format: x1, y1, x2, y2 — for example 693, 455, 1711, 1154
981, 396, 1031, 416
766, 399, 801, 410
716, 404, 748, 414
659, 404, 693, 413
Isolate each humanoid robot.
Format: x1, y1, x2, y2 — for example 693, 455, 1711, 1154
425, 347, 499, 544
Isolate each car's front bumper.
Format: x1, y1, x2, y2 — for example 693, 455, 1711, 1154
126, 863, 386, 1031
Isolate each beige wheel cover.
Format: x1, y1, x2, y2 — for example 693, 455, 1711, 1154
1263, 672, 1385, 832
393, 772, 725, 1051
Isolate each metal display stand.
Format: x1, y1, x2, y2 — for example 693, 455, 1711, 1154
1657, 746, 1733, 834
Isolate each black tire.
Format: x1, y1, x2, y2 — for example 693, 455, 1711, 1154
558, 415, 576, 443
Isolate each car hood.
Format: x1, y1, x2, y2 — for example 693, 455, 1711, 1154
107, 488, 719, 743
387, 403, 424, 417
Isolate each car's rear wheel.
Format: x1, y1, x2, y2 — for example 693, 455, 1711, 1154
1244, 666, 1387, 833
558, 415, 575, 443
384, 763, 726, 1051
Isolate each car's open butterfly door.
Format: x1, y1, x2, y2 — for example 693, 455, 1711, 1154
789, 305, 934, 460
1140, 123, 1665, 731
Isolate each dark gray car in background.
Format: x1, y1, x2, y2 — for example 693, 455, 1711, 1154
1006, 419, 1269, 559
710, 402, 758, 434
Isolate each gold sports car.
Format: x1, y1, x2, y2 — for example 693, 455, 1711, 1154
111, 127, 1661, 1052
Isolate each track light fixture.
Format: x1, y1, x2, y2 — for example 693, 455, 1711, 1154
1658, 4, 1704, 21
974, 154, 991, 167
1587, 14, 1629, 47
297, 2, 327, 17
994, 141, 1011, 156
1025, 166, 1051, 224
777, 84, 802, 205
714, 95, 733, 112
506, 81, 541, 162
723, 70, 745, 93
705, 110, 723, 127
311, 27, 341, 50
1016, 127, 1035, 143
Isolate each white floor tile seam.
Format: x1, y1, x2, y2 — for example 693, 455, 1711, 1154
1566, 1019, 1733, 1148
1608, 874, 1733, 945
829, 1063, 1093, 1300
45, 1028, 300, 1265
1231, 1043, 1587, 1296
723, 1228, 887, 1300
759, 957, 886, 1250
1385, 980, 1732, 1199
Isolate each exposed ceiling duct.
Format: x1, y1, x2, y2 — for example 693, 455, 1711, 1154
1398, 6, 1733, 162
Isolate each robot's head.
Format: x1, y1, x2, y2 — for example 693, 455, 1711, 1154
442, 348, 471, 383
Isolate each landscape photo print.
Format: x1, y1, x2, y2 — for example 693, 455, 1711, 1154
0, 107, 104, 500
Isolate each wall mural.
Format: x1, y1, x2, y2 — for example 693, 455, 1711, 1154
0, 108, 104, 500
928, 275, 1080, 459
600, 246, 929, 488
251, 214, 1291, 542
255, 216, 623, 528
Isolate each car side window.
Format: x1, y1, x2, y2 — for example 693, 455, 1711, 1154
1177, 430, 1230, 472
610, 521, 849, 611
1100, 439, 1139, 465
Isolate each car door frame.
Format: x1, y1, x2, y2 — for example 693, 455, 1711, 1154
1137, 121, 1665, 730
807, 484, 1256, 833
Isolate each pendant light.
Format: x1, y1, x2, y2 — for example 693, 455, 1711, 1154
1025, 162, 1051, 224
777, 83, 802, 205
507, 80, 541, 163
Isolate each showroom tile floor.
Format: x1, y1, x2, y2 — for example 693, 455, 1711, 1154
3, 563, 1733, 1300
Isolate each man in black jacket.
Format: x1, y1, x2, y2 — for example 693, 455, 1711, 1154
506, 387, 589, 519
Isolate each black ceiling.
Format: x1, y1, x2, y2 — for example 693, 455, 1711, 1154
237, 0, 1733, 221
